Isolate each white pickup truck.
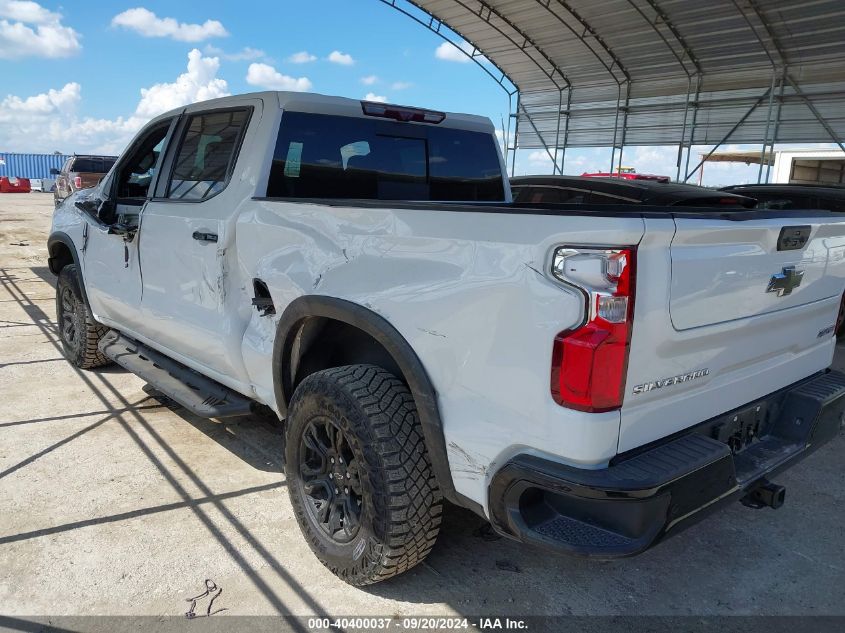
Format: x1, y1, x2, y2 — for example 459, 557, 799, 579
48, 91, 845, 586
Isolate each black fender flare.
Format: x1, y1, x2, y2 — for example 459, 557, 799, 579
47, 231, 91, 308
272, 295, 475, 511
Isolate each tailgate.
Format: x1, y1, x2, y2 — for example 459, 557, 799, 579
78, 172, 104, 188
670, 218, 845, 329
619, 213, 845, 453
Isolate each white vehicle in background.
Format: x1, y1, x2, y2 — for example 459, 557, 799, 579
48, 91, 845, 585
30, 178, 56, 193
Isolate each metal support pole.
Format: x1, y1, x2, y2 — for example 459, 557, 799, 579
758, 70, 778, 183
559, 88, 572, 173
617, 82, 631, 175
504, 93, 513, 169
518, 100, 559, 172
553, 89, 563, 175
766, 69, 787, 182
683, 76, 702, 183
511, 93, 520, 177
676, 77, 693, 182
609, 84, 622, 173
684, 85, 773, 183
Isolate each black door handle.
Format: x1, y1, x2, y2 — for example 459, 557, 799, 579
192, 231, 218, 243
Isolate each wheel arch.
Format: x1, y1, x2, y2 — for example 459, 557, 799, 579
273, 295, 471, 510
47, 231, 90, 308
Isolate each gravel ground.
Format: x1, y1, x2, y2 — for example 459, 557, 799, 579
1, 192, 843, 619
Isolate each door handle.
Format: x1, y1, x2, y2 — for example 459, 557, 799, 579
192, 231, 218, 243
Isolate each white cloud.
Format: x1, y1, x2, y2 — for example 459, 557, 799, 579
360, 75, 378, 86
136, 48, 229, 118
0, 0, 57, 23
246, 62, 312, 92
435, 41, 473, 63
204, 44, 265, 62
0, 0, 80, 58
111, 7, 228, 42
0, 81, 80, 119
327, 50, 354, 65
287, 50, 316, 64
527, 150, 554, 166
363, 92, 388, 103
0, 48, 231, 154
391, 81, 412, 90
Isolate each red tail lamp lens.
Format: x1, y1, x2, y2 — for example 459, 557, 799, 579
550, 247, 636, 412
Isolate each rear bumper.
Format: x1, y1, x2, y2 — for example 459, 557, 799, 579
488, 370, 845, 557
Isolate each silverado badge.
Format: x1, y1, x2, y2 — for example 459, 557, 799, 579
633, 369, 710, 395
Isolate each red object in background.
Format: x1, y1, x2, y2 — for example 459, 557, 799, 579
0, 176, 31, 193
582, 171, 670, 183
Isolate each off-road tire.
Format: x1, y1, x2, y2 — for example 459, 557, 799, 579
285, 364, 442, 586
56, 265, 111, 369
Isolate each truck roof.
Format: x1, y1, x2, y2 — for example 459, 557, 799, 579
155, 91, 495, 134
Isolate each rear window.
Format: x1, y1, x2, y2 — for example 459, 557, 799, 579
167, 109, 250, 201
71, 157, 116, 173
266, 111, 504, 201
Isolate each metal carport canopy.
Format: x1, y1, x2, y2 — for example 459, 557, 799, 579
384, 0, 845, 177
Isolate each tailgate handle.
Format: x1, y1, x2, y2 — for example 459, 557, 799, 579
192, 231, 218, 243
777, 225, 810, 251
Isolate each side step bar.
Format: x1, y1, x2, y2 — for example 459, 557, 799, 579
99, 330, 255, 419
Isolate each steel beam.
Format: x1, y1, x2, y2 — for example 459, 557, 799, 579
627, 0, 701, 77
676, 76, 693, 181
559, 88, 573, 173
758, 71, 778, 183
376, 0, 517, 96
537, 0, 630, 84
454, 0, 571, 90
684, 86, 773, 183
518, 100, 559, 171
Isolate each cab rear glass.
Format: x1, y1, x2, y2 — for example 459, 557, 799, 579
71, 157, 116, 173
266, 111, 504, 201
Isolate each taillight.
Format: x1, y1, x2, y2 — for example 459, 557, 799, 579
73, 176, 82, 189
550, 247, 636, 412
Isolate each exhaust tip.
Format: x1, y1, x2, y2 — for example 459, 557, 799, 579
741, 479, 786, 510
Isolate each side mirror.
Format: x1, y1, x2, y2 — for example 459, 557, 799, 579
50, 168, 61, 176
74, 198, 116, 225
97, 201, 117, 225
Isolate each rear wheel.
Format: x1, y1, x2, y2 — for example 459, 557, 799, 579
56, 265, 111, 369
285, 364, 442, 586
837, 292, 845, 337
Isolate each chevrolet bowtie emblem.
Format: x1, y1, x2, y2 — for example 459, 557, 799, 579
767, 266, 804, 296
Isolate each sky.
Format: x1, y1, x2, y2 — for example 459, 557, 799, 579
0, 0, 831, 185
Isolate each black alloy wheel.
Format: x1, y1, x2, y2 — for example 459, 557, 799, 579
298, 416, 363, 543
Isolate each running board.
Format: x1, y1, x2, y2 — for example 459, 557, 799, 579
99, 331, 255, 419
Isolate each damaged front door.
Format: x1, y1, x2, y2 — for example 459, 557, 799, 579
83, 116, 178, 327
137, 103, 256, 383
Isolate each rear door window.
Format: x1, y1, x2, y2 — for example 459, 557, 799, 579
166, 108, 250, 201
266, 111, 504, 201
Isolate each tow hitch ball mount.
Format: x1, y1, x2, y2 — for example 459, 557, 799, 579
741, 479, 786, 509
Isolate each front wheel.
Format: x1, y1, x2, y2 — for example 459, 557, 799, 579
56, 265, 111, 369
285, 364, 442, 586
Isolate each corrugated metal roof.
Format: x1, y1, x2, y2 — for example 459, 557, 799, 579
0, 153, 70, 179
404, 0, 845, 149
